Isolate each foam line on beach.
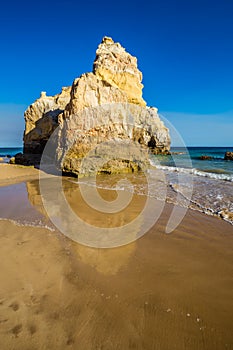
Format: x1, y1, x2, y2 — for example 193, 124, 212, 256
153, 164, 233, 182
0, 217, 56, 232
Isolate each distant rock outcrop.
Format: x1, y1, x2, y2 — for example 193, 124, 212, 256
224, 152, 233, 161
199, 155, 212, 160
19, 36, 171, 174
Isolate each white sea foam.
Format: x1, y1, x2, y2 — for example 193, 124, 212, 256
0, 217, 56, 231
153, 164, 233, 182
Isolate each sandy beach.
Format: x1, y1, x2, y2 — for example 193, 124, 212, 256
0, 164, 233, 350
0, 164, 39, 187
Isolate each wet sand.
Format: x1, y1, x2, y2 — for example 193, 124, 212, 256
0, 164, 233, 349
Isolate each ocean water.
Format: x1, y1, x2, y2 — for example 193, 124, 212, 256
150, 147, 233, 224
0, 147, 23, 160
156, 147, 233, 180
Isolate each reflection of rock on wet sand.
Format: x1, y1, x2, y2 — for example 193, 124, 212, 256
26, 180, 48, 218
37, 174, 153, 248
61, 179, 147, 228
26, 177, 144, 274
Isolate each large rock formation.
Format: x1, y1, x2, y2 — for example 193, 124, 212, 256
57, 103, 170, 176
19, 36, 170, 174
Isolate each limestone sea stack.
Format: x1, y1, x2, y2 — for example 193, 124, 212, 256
18, 36, 170, 175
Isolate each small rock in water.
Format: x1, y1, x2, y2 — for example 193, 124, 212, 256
199, 155, 212, 160
224, 151, 233, 161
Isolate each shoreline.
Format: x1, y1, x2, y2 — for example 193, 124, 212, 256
0, 163, 232, 227
0, 164, 40, 187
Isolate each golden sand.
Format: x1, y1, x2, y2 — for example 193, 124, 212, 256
0, 164, 39, 186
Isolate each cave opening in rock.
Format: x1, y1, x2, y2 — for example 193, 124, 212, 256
148, 136, 156, 149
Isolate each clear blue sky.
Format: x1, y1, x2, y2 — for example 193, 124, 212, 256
0, 0, 232, 146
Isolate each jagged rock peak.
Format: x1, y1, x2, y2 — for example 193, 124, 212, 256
93, 36, 146, 106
